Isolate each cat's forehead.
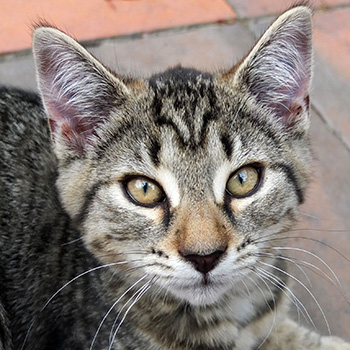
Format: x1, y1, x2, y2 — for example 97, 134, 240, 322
145, 67, 223, 148
148, 66, 213, 86
104, 68, 281, 171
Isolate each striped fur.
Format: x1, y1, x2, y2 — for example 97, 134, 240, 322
0, 5, 349, 350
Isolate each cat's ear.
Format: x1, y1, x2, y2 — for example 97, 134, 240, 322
221, 6, 313, 130
33, 26, 130, 154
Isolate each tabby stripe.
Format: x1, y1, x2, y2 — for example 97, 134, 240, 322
196, 110, 219, 147
155, 116, 187, 146
73, 183, 103, 227
148, 138, 161, 167
93, 119, 138, 160
220, 133, 233, 159
271, 163, 304, 204
240, 111, 282, 149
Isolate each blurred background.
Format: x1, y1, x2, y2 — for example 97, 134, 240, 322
1, 0, 350, 341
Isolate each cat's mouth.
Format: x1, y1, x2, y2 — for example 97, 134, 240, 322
202, 275, 211, 286
163, 274, 231, 306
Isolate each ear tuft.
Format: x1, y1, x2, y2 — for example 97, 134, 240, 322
226, 6, 313, 129
33, 27, 130, 154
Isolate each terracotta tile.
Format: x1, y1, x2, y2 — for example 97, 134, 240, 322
314, 8, 350, 79
312, 8, 350, 148
226, 0, 323, 18
0, 0, 235, 54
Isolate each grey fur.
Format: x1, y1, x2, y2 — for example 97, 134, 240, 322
0, 6, 349, 350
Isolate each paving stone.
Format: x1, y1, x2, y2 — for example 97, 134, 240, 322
0, 53, 37, 91
88, 23, 256, 78
0, 0, 235, 55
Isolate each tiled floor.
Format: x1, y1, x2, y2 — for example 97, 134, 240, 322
1, 0, 350, 342
0, 0, 235, 54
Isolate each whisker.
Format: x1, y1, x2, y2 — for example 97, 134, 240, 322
246, 273, 276, 350
108, 278, 152, 343
89, 274, 148, 350
21, 259, 145, 350
256, 252, 336, 289
246, 274, 274, 313
268, 246, 342, 289
257, 235, 350, 264
256, 251, 350, 312
255, 252, 312, 287
61, 237, 83, 246
20, 261, 136, 350
148, 279, 167, 303
239, 277, 253, 300
43, 261, 146, 310
109, 279, 154, 349
259, 261, 331, 336
255, 266, 314, 329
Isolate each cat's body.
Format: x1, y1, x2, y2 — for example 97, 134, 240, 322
0, 6, 349, 350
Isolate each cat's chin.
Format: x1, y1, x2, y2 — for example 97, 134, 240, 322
166, 280, 231, 306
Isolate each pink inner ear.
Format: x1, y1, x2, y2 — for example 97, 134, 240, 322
243, 9, 312, 128
271, 74, 311, 125
47, 99, 101, 153
33, 28, 130, 155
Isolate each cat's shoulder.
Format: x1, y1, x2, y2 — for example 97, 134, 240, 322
0, 86, 47, 139
0, 86, 41, 110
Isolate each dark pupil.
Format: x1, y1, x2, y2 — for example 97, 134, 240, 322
238, 171, 246, 185
142, 182, 149, 194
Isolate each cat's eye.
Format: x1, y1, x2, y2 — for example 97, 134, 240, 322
226, 166, 260, 198
126, 177, 165, 206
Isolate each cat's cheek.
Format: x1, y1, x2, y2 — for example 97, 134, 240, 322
55, 160, 92, 219
81, 184, 167, 263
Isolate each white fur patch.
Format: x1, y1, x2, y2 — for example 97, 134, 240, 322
156, 167, 180, 208
213, 161, 232, 204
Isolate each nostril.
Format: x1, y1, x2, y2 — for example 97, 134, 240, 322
180, 249, 226, 274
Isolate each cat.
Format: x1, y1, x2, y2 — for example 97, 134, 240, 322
0, 4, 349, 350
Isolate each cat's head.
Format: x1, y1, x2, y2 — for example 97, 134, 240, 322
33, 6, 312, 306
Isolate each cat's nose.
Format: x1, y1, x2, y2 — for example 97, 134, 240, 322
180, 249, 226, 274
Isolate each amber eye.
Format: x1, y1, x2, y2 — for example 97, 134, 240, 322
226, 166, 260, 198
126, 177, 165, 206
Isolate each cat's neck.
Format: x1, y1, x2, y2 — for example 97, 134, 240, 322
120, 278, 283, 350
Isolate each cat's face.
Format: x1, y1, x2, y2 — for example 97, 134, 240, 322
33, 7, 312, 306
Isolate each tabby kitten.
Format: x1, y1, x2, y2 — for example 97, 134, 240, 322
0, 5, 349, 350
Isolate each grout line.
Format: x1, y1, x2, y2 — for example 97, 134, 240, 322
1, 1, 350, 60
224, 0, 238, 15
0, 19, 237, 61
311, 102, 350, 154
